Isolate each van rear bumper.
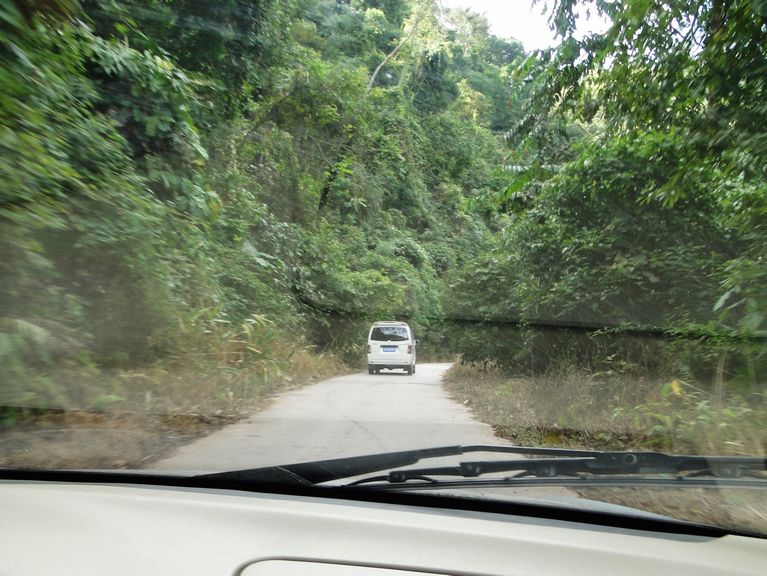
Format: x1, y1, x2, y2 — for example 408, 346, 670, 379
367, 354, 413, 367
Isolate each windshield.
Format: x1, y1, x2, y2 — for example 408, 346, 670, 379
1, 0, 765, 537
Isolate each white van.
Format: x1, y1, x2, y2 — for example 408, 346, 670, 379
367, 321, 416, 375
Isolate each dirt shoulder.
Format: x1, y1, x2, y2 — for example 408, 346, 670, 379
1, 360, 352, 469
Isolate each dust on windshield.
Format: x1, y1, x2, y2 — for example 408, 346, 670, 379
1, 0, 765, 536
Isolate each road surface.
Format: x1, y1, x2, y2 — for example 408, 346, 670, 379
154, 363, 509, 472
153, 363, 575, 500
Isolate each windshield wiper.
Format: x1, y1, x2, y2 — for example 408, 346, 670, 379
199, 445, 469, 484
350, 456, 767, 485
198, 444, 767, 488
348, 450, 767, 489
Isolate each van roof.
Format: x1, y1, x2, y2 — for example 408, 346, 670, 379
371, 321, 409, 326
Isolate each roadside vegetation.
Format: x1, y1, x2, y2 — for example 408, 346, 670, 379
1, 0, 766, 465
445, 362, 766, 456
1, 0, 516, 461
442, 0, 767, 458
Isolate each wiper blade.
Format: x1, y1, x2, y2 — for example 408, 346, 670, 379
199, 445, 469, 485
199, 445, 602, 485
348, 451, 767, 487
363, 476, 767, 492
198, 444, 767, 487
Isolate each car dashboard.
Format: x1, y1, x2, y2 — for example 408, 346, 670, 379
1, 479, 765, 575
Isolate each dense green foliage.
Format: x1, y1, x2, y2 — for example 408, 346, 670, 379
445, 0, 767, 393
1, 0, 765, 419
1, 0, 520, 412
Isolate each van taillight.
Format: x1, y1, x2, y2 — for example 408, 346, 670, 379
367, 345, 371, 353
407, 345, 412, 354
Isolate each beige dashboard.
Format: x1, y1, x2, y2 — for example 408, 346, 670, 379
1, 481, 765, 575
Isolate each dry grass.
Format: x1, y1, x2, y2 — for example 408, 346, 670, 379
443, 363, 656, 449
0, 345, 349, 469
443, 362, 767, 534
444, 363, 766, 454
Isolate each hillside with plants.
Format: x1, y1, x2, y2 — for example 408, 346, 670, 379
443, 0, 767, 455
1, 0, 765, 459
0, 0, 520, 430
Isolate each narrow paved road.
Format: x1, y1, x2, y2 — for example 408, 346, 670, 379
153, 363, 508, 472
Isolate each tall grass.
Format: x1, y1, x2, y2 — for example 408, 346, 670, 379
0, 313, 349, 469
444, 363, 766, 455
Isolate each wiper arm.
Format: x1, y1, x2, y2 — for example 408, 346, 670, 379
198, 444, 765, 486
348, 451, 767, 486
199, 445, 468, 485
198, 445, 607, 485
198, 444, 767, 488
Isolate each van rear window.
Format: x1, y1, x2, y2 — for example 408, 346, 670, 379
370, 327, 409, 341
